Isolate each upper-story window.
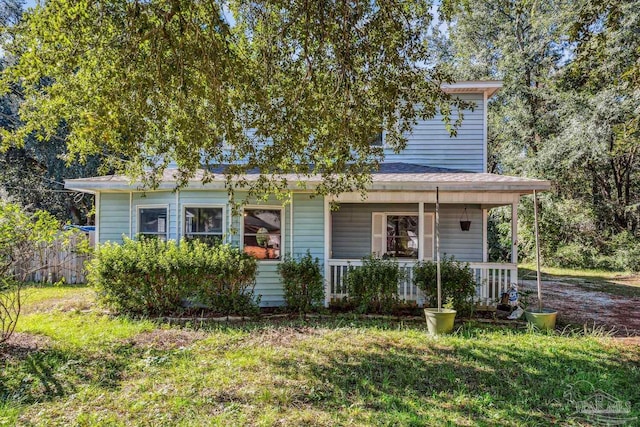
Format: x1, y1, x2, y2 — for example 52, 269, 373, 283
138, 206, 168, 240
370, 132, 383, 147
243, 208, 282, 260
184, 206, 224, 245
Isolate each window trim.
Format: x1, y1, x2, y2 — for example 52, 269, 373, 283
182, 204, 226, 241
241, 205, 285, 262
372, 211, 435, 260
136, 204, 170, 240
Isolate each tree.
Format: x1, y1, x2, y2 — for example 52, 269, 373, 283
0, 199, 67, 344
442, 0, 570, 174
440, 0, 640, 267
0, 0, 467, 203
0, 0, 98, 223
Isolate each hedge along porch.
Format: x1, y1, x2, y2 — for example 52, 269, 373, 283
66, 165, 550, 308
88, 189, 324, 307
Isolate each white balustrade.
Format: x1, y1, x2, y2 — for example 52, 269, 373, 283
326, 259, 518, 306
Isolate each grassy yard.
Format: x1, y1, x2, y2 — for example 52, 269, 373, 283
1, 286, 639, 426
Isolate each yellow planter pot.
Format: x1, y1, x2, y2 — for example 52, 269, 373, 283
525, 309, 557, 331
424, 308, 457, 335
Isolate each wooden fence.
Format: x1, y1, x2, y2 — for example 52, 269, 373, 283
17, 231, 94, 284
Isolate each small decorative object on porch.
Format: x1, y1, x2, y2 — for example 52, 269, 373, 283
459, 207, 471, 231
422, 187, 457, 335
524, 190, 558, 330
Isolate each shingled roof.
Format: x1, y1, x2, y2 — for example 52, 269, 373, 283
65, 163, 551, 193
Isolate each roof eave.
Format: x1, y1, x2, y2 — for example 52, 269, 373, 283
65, 177, 551, 194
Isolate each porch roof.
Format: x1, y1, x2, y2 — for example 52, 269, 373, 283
65, 163, 551, 194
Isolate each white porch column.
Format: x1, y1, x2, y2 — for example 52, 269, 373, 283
95, 192, 100, 249
418, 202, 425, 261
482, 208, 488, 262
511, 197, 519, 264
323, 196, 331, 307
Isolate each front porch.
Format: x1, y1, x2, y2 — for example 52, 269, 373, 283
327, 259, 518, 306
323, 190, 524, 307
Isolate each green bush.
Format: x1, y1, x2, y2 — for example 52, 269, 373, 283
278, 251, 324, 315
343, 256, 403, 314
413, 255, 476, 315
191, 243, 259, 317
89, 238, 196, 315
552, 243, 597, 269
88, 238, 259, 316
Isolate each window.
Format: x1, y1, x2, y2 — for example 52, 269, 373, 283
372, 212, 434, 259
370, 131, 383, 146
243, 208, 282, 260
138, 207, 168, 240
184, 206, 224, 245
385, 215, 418, 258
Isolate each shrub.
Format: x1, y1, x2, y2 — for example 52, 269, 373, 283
0, 201, 63, 343
278, 251, 324, 315
88, 238, 196, 315
413, 255, 476, 315
552, 243, 597, 269
343, 256, 403, 314
191, 243, 259, 317
89, 238, 260, 316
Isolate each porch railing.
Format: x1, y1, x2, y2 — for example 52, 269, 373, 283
327, 259, 518, 306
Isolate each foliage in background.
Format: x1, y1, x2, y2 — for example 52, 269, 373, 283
191, 242, 259, 317
0, 199, 65, 343
89, 238, 259, 316
343, 256, 403, 314
413, 255, 477, 315
0, 0, 98, 223
278, 251, 324, 315
439, 0, 640, 269
0, 0, 468, 205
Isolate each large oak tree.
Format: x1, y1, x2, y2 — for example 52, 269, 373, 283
1, 0, 464, 202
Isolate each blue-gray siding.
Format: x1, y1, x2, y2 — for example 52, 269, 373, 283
384, 93, 485, 172
98, 193, 130, 243
331, 203, 483, 262
331, 203, 417, 259
98, 190, 325, 307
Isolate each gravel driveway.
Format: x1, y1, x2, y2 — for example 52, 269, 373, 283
519, 276, 640, 336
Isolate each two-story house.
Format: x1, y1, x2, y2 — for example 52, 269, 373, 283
65, 81, 551, 307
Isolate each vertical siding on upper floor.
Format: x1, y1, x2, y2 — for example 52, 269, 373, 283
98, 192, 130, 244
383, 93, 485, 172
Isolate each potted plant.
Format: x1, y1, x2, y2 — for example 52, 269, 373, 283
524, 190, 557, 330
414, 256, 476, 334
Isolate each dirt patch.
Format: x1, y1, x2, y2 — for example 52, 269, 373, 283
126, 328, 208, 350
251, 326, 324, 348
613, 336, 640, 347
0, 332, 52, 360
22, 290, 95, 314
520, 279, 640, 336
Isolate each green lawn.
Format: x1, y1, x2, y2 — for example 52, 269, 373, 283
1, 286, 639, 426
